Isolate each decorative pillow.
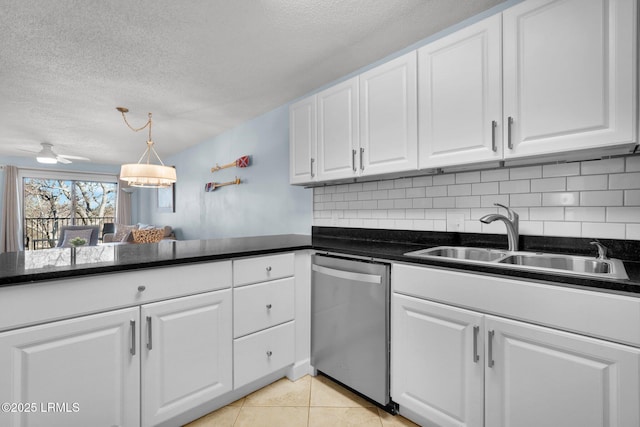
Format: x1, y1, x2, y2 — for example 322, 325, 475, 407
114, 224, 138, 242
132, 228, 165, 244
60, 229, 94, 248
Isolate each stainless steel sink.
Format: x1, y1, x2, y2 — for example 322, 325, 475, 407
497, 253, 628, 279
404, 246, 509, 262
404, 246, 629, 280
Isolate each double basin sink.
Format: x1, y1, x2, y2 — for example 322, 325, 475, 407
404, 246, 629, 280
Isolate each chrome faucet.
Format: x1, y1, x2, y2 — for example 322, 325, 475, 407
480, 203, 519, 251
590, 240, 608, 260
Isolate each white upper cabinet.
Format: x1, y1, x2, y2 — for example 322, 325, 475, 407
360, 51, 418, 175
418, 14, 503, 169
289, 95, 316, 184
316, 77, 360, 181
503, 0, 637, 158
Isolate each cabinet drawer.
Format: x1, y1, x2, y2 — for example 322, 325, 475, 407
233, 253, 294, 287
233, 321, 295, 389
234, 277, 295, 338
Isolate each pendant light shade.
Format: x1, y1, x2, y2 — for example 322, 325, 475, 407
116, 107, 177, 188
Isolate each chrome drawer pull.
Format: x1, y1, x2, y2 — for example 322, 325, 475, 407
146, 316, 153, 350
266, 304, 272, 310
488, 330, 495, 368
266, 266, 272, 272
137, 285, 146, 292
473, 326, 480, 363
266, 350, 273, 357
130, 320, 136, 356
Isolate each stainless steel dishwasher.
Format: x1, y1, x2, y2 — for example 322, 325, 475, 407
311, 253, 392, 410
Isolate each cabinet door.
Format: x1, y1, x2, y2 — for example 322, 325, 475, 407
141, 290, 232, 427
392, 294, 484, 427
418, 13, 502, 169
360, 51, 418, 175
485, 315, 640, 427
317, 77, 359, 181
289, 95, 316, 184
0, 307, 140, 427
503, 0, 637, 158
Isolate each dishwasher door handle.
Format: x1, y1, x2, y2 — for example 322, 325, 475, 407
312, 264, 382, 284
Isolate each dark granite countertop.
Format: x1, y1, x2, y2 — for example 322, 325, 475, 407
1, 229, 639, 296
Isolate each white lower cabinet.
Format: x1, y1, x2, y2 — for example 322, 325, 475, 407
0, 307, 140, 427
141, 290, 232, 427
234, 321, 296, 389
392, 293, 640, 427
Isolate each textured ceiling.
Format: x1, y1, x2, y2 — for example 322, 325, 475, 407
0, 0, 503, 165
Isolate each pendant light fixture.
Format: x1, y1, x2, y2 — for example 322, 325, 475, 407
117, 107, 177, 188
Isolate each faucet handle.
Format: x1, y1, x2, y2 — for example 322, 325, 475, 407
590, 240, 608, 260
494, 203, 519, 222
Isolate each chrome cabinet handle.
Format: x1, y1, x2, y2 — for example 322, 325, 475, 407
146, 316, 153, 350
491, 121, 497, 152
352, 149, 357, 172
266, 266, 272, 272
360, 147, 365, 170
487, 330, 495, 367
473, 326, 480, 363
310, 158, 315, 178
138, 285, 146, 292
130, 320, 136, 356
266, 304, 272, 310
266, 350, 273, 357
507, 116, 514, 149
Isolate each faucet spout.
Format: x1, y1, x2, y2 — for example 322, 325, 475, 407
480, 204, 520, 251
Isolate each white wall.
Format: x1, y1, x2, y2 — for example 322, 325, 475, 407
313, 155, 640, 241
137, 105, 313, 240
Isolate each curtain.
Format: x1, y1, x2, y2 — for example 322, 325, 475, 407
117, 180, 133, 225
1, 165, 22, 252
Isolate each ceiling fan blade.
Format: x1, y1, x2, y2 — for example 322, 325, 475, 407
58, 154, 90, 161
56, 156, 72, 164
18, 148, 41, 154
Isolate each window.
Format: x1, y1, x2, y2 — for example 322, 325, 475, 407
21, 170, 118, 250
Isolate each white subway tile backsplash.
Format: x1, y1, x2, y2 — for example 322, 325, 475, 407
543, 163, 580, 177
609, 172, 640, 190
481, 194, 510, 207
627, 224, 640, 240
530, 207, 564, 221
388, 188, 406, 199
582, 222, 626, 239
426, 186, 448, 197
543, 221, 581, 237
625, 190, 640, 206
472, 182, 499, 195
510, 165, 542, 180
542, 192, 579, 206
582, 158, 624, 175
413, 176, 433, 187
481, 168, 509, 182
510, 193, 542, 207
456, 171, 481, 184
433, 197, 455, 208
580, 190, 623, 206
448, 184, 472, 196
500, 180, 530, 194
626, 156, 640, 172
433, 174, 455, 185
406, 187, 426, 198
312, 155, 640, 240
567, 175, 608, 191
413, 198, 433, 209
531, 177, 565, 193
565, 207, 605, 222
394, 199, 412, 209
456, 196, 481, 208
606, 207, 640, 223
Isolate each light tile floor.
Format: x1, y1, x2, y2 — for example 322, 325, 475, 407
184, 375, 419, 427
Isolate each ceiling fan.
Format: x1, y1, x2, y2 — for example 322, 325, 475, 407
24, 143, 91, 164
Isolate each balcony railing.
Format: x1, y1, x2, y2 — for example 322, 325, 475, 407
24, 216, 115, 250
